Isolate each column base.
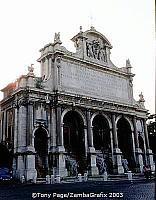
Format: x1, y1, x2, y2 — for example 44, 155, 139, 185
25, 153, 37, 182
89, 166, 99, 176
135, 148, 144, 173
24, 169, 37, 182
88, 147, 99, 176
15, 155, 25, 180
56, 146, 68, 177
113, 148, 124, 174
146, 149, 155, 172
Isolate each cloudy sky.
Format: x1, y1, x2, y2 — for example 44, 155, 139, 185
0, 0, 155, 114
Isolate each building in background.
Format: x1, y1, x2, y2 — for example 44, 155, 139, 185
0, 27, 155, 181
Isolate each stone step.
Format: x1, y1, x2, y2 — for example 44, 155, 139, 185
36, 178, 46, 184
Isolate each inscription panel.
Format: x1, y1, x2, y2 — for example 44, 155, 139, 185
61, 62, 131, 104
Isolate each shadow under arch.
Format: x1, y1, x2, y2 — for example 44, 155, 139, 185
63, 110, 87, 175
34, 127, 48, 177
117, 117, 135, 170
92, 114, 113, 174
0, 143, 13, 169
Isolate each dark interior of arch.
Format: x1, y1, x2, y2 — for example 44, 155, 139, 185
63, 111, 85, 154
63, 110, 86, 173
117, 117, 135, 169
34, 127, 48, 177
0, 143, 12, 169
92, 114, 111, 151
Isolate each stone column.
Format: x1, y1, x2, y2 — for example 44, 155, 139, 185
48, 107, 57, 175
53, 56, 61, 91
18, 105, 27, 151
24, 146, 37, 182
27, 103, 34, 146
111, 114, 118, 148
16, 155, 25, 180
2, 111, 6, 142
86, 110, 93, 147
56, 107, 63, 146
133, 117, 143, 172
46, 57, 49, 77
50, 108, 57, 147
109, 129, 115, 165
16, 104, 27, 180
49, 57, 52, 76
143, 119, 155, 171
56, 106, 67, 177
86, 110, 98, 176
111, 114, 124, 174
143, 119, 150, 149
24, 103, 37, 181
13, 107, 19, 177
84, 125, 88, 157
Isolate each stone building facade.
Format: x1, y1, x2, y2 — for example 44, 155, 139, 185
0, 27, 155, 181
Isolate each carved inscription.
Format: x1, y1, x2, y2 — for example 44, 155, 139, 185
61, 62, 130, 103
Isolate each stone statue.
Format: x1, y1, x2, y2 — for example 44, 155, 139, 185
86, 42, 94, 58
126, 59, 131, 66
138, 92, 145, 108
54, 32, 61, 44
139, 92, 145, 102
27, 64, 34, 76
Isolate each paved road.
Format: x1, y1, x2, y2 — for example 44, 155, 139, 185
0, 180, 155, 200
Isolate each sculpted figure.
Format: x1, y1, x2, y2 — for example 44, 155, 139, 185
54, 32, 61, 43
86, 42, 94, 58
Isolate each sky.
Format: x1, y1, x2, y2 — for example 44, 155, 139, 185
0, 0, 155, 114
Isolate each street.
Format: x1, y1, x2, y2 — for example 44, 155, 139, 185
0, 179, 155, 200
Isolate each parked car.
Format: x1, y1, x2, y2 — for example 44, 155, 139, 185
0, 167, 12, 181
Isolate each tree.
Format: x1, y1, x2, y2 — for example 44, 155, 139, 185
147, 114, 156, 162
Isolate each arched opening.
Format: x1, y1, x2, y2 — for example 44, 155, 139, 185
63, 111, 86, 175
92, 114, 112, 174
117, 117, 135, 170
34, 127, 48, 177
0, 143, 13, 170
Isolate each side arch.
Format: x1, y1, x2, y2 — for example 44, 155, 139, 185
116, 115, 134, 132
61, 108, 87, 126
91, 112, 112, 129
33, 126, 49, 177
62, 109, 87, 175
32, 126, 49, 148
116, 115, 135, 170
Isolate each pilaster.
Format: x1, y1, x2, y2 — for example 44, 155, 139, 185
111, 114, 124, 174
55, 106, 67, 177
86, 110, 98, 176
133, 116, 144, 172
24, 146, 37, 181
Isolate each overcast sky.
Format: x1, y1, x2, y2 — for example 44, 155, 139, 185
0, 0, 155, 114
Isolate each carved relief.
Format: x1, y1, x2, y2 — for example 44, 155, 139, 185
86, 39, 107, 62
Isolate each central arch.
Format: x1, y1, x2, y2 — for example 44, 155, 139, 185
92, 114, 112, 174
34, 127, 48, 177
63, 110, 87, 175
117, 117, 135, 170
